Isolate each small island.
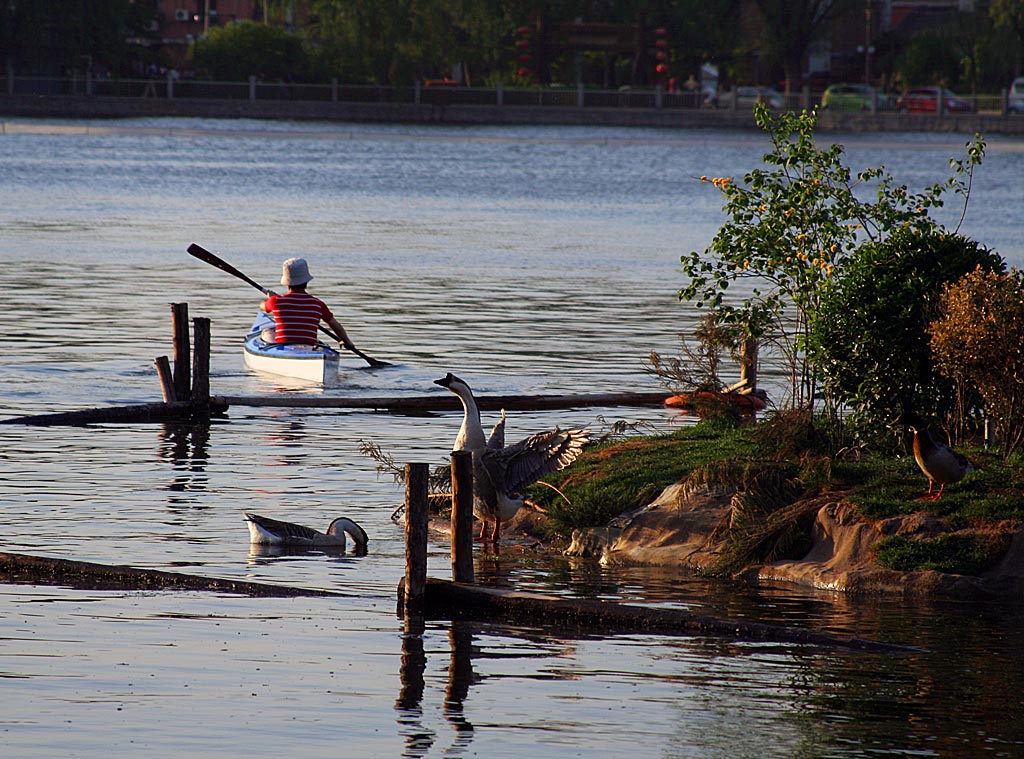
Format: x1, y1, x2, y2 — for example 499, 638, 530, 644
502, 108, 1024, 598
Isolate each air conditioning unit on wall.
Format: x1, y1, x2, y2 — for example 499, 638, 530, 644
174, 9, 190, 22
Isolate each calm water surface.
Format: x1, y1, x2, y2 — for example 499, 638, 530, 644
1, 118, 1023, 758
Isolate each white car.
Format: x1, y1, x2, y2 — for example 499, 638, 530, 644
727, 86, 786, 110
1009, 77, 1024, 114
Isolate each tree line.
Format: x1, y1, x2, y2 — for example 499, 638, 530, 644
1, 0, 1022, 92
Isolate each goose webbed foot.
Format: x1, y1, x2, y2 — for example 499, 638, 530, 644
474, 519, 501, 544
915, 483, 945, 501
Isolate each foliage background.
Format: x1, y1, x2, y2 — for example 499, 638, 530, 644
2, 0, 1022, 90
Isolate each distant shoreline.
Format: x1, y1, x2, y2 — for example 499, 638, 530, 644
3, 93, 1024, 137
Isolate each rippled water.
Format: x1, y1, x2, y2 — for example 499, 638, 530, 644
1, 118, 1023, 758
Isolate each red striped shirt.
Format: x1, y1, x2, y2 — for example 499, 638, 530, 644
263, 292, 333, 344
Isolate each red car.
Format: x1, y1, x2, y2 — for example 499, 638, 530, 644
896, 87, 973, 114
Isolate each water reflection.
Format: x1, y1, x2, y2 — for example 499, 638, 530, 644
397, 616, 435, 756
443, 621, 477, 749
246, 542, 369, 561
263, 416, 312, 467
159, 422, 211, 505
396, 618, 484, 758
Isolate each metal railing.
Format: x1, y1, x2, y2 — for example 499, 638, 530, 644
2, 73, 1020, 117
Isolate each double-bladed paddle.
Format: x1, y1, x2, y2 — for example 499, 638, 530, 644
186, 243, 390, 368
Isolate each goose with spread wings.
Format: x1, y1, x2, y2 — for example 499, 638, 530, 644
434, 372, 589, 544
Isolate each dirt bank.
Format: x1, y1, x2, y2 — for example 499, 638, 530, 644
560, 482, 1024, 598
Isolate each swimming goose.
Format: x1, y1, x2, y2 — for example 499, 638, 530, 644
434, 372, 590, 543
243, 512, 369, 550
893, 412, 974, 500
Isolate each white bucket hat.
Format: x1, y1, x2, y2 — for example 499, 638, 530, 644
281, 257, 313, 286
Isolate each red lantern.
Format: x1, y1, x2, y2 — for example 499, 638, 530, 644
652, 27, 669, 81
514, 24, 534, 80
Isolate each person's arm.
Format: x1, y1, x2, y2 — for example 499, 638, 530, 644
259, 292, 278, 313
327, 316, 356, 351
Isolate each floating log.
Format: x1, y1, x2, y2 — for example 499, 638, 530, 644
0, 392, 668, 426
0, 399, 230, 426
216, 391, 670, 412
399, 577, 921, 653
665, 390, 767, 412
0, 552, 345, 597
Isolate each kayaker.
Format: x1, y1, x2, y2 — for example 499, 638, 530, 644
259, 257, 356, 350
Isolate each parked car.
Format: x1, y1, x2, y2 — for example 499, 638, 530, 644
726, 86, 786, 110
1008, 77, 1024, 114
896, 87, 973, 114
820, 83, 875, 112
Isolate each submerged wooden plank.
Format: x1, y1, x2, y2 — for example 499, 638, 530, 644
0, 552, 345, 597
0, 400, 230, 426
216, 391, 669, 411
403, 577, 920, 653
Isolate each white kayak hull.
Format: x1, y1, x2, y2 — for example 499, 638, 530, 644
243, 313, 341, 385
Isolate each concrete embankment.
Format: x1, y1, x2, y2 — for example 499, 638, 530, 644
3, 93, 1024, 136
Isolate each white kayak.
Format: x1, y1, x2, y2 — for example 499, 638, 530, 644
243, 312, 341, 385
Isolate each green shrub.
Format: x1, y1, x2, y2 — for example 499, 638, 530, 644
680, 107, 985, 409
807, 229, 1003, 432
193, 21, 309, 81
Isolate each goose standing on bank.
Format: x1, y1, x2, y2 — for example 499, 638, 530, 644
434, 372, 590, 544
243, 512, 369, 550
893, 412, 974, 500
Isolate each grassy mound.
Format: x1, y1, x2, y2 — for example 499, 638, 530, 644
529, 414, 1024, 577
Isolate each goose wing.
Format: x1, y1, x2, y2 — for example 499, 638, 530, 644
487, 409, 507, 449
481, 427, 589, 495
244, 512, 321, 545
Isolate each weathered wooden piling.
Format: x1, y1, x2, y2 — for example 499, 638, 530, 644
1, 303, 226, 426
154, 355, 176, 402
171, 302, 191, 402
403, 462, 429, 616
191, 316, 212, 416
450, 451, 475, 584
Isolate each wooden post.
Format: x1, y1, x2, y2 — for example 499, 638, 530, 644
171, 303, 191, 402
450, 451, 475, 584
739, 335, 758, 391
404, 462, 429, 616
154, 356, 177, 402
191, 317, 211, 415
